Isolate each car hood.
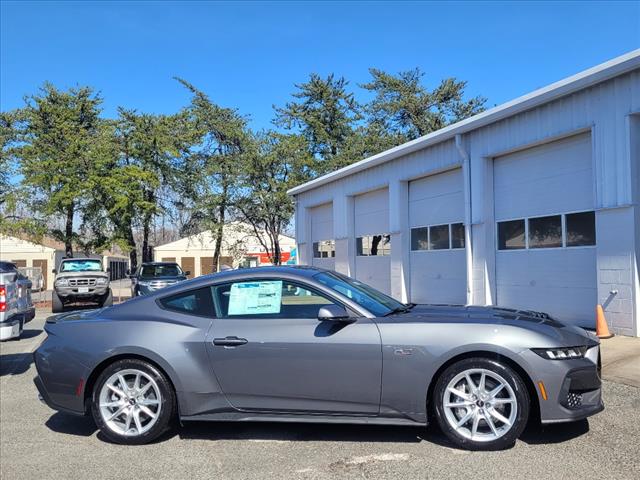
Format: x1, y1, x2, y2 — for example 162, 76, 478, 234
387, 304, 598, 347
137, 276, 186, 282
56, 271, 109, 279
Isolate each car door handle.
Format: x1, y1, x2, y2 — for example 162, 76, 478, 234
213, 336, 248, 347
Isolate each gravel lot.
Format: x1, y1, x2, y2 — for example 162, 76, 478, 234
1, 311, 639, 480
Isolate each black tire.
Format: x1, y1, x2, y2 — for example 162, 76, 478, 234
433, 357, 529, 451
51, 291, 64, 313
101, 289, 113, 307
91, 358, 176, 445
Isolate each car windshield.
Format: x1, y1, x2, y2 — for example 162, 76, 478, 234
60, 259, 103, 272
140, 264, 183, 278
0, 261, 17, 273
313, 271, 406, 317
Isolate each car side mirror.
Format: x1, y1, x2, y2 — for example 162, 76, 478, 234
106, 267, 111, 273
52, 269, 56, 274
318, 305, 353, 323
184, 271, 191, 276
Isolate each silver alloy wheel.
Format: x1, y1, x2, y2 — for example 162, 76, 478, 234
442, 368, 517, 442
98, 369, 162, 437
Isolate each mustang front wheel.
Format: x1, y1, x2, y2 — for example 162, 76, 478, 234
433, 357, 529, 450
91, 359, 175, 445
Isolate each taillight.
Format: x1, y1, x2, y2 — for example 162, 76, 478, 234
0, 285, 6, 312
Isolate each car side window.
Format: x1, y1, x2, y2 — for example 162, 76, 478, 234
213, 280, 336, 319
159, 287, 215, 317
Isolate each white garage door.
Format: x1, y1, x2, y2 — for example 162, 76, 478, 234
310, 203, 335, 270
494, 133, 597, 327
409, 169, 467, 304
355, 188, 391, 294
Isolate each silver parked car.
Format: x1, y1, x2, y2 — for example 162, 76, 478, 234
0, 261, 36, 341
34, 266, 603, 450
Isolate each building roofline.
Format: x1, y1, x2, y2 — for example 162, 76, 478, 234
288, 49, 640, 196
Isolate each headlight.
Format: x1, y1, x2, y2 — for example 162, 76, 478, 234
532, 346, 588, 360
55, 278, 69, 286
96, 278, 108, 285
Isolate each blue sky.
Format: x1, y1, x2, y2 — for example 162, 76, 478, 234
1, 1, 639, 131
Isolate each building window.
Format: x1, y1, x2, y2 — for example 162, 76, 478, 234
357, 234, 391, 256
451, 223, 465, 249
566, 211, 596, 246
498, 219, 526, 250
498, 211, 596, 251
429, 225, 450, 250
528, 215, 562, 249
410, 222, 465, 251
411, 227, 428, 251
313, 240, 336, 258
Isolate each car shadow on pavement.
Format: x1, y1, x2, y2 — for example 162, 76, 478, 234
520, 419, 589, 444
179, 421, 446, 445
19, 328, 43, 340
45, 412, 98, 437
0, 352, 35, 376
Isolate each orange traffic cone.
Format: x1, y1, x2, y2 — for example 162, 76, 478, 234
596, 304, 614, 339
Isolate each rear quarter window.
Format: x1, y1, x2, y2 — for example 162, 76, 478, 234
159, 287, 214, 317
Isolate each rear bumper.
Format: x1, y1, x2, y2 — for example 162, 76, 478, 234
0, 317, 21, 341
33, 374, 86, 416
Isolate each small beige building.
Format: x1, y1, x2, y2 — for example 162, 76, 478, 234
153, 222, 296, 278
0, 234, 129, 290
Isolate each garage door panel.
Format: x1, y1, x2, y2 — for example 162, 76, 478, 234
355, 189, 389, 235
408, 169, 466, 304
310, 203, 335, 270
310, 203, 333, 242
409, 169, 464, 227
355, 256, 390, 294
495, 169, 592, 220
494, 133, 596, 327
494, 133, 593, 220
496, 253, 597, 327
410, 250, 466, 304
353, 189, 390, 294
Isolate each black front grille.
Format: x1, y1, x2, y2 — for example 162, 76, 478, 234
68, 278, 97, 287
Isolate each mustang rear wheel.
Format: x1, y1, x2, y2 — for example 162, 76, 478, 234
433, 357, 529, 450
91, 359, 176, 445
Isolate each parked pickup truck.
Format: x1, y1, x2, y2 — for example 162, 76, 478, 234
52, 258, 112, 313
0, 261, 36, 341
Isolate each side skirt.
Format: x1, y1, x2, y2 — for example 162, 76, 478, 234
180, 412, 426, 427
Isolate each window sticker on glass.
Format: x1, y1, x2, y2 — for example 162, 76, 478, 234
228, 281, 283, 315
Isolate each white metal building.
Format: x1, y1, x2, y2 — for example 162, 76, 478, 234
289, 50, 640, 337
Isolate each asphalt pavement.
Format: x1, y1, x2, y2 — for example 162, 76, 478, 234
1, 311, 639, 480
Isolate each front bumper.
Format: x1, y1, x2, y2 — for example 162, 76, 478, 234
522, 344, 604, 424
56, 285, 109, 300
135, 281, 179, 295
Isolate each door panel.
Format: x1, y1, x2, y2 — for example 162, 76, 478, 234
206, 279, 382, 414
33, 259, 48, 290
201, 257, 214, 275
181, 257, 195, 278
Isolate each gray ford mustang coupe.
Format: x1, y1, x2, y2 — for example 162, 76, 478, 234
34, 266, 603, 450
